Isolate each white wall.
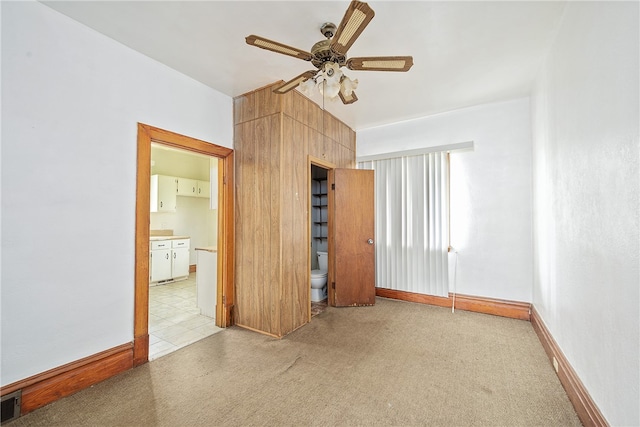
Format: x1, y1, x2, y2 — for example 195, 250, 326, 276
1, 1, 232, 386
358, 98, 533, 302
531, 2, 639, 425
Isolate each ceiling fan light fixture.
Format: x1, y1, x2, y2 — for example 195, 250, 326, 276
297, 61, 354, 101
249, 1, 412, 105
339, 87, 358, 105
320, 81, 342, 99
341, 76, 358, 96
299, 77, 316, 96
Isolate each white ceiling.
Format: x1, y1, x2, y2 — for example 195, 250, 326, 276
42, 1, 566, 131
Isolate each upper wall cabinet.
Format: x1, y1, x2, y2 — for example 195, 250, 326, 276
150, 174, 177, 212
176, 177, 210, 199
196, 180, 210, 199
177, 177, 197, 197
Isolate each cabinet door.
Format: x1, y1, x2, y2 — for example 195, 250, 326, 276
172, 247, 190, 278
196, 180, 210, 198
177, 177, 198, 196
150, 249, 172, 282
150, 175, 177, 212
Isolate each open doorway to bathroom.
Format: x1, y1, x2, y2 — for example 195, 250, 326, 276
310, 162, 330, 318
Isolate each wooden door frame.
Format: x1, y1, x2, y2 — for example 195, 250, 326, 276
308, 156, 336, 318
134, 123, 235, 366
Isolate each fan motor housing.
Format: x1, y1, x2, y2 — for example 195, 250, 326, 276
311, 39, 346, 69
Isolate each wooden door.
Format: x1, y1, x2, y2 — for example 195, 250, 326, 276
328, 168, 375, 307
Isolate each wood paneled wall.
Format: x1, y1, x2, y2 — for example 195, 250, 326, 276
234, 82, 356, 337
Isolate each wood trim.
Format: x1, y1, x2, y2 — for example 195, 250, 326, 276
132, 334, 149, 367
222, 151, 235, 327
530, 307, 609, 427
216, 157, 224, 325
1, 343, 133, 415
141, 125, 234, 158
375, 288, 531, 320
135, 123, 235, 364
451, 293, 531, 320
189, 264, 197, 273
235, 323, 282, 339
134, 123, 152, 366
308, 156, 336, 319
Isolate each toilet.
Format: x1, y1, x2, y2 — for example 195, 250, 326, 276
310, 251, 328, 302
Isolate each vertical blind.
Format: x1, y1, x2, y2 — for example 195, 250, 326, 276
359, 152, 449, 297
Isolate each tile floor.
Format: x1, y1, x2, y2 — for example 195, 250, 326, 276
311, 299, 328, 317
149, 273, 222, 360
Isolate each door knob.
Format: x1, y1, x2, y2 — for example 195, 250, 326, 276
367, 239, 374, 245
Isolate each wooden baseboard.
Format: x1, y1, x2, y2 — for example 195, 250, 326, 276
235, 323, 283, 339
375, 288, 531, 320
1, 343, 134, 416
133, 334, 149, 367
189, 264, 196, 273
530, 307, 608, 427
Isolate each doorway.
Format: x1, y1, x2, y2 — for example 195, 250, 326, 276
147, 143, 221, 359
309, 158, 334, 319
134, 124, 234, 366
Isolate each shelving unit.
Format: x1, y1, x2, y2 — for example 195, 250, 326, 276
311, 178, 328, 247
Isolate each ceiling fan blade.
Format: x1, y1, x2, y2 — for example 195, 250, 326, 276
330, 1, 375, 57
339, 88, 358, 105
273, 70, 317, 94
347, 56, 414, 72
246, 35, 313, 61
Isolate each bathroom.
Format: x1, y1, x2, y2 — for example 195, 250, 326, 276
310, 164, 329, 315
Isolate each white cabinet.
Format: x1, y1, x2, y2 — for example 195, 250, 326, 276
171, 239, 190, 279
150, 175, 177, 212
150, 238, 191, 284
177, 177, 198, 196
196, 180, 210, 198
150, 240, 172, 282
176, 177, 209, 199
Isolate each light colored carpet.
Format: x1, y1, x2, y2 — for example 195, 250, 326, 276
11, 297, 581, 426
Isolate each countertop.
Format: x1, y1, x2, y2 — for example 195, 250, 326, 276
195, 246, 217, 252
150, 235, 190, 241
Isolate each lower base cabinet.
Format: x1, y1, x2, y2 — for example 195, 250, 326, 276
150, 238, 190, 284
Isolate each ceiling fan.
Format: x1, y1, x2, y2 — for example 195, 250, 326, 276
245, 0, 413, 104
